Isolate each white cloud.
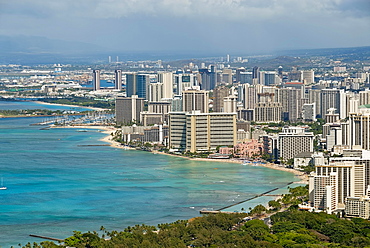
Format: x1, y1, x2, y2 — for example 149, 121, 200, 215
0, 0, 368, 52
3, 0, 369, 21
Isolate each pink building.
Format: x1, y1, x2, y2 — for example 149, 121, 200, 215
234, 139, 263, 158
219, 147, 234, 155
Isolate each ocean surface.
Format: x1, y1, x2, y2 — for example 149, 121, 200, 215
0, 101, 299, 247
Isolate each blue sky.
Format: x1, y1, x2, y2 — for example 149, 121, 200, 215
0, 0, 369, 54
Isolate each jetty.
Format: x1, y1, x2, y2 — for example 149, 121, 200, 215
29, 234, 64, 242
200, 182, 294, 214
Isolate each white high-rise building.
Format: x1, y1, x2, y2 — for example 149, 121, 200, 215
242, 84, 257, 109
278, 126, 314, 160
148, 83, 164, 102
158, 72, 173, 99
223, 96, 238, 113
301, 70, 315, 84
310, 149, 370, 214
93, 70, 100, 91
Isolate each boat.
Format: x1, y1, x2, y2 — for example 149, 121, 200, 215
0, 178, 7, 190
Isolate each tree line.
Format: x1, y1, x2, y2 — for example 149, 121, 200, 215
19, 186, 370, 248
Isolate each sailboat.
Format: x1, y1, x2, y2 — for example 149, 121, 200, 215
0, 178, 7, 190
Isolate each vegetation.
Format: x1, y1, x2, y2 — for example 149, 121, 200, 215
0, 109, 87, 117
42, 97, 114, 110
21, 186, 370, 248
17, 186, 331, 248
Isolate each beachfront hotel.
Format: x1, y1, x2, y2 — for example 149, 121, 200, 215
168, 111, 236, 153
278, 126, 314, 161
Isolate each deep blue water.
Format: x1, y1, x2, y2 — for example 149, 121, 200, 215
0, 102, 298, 247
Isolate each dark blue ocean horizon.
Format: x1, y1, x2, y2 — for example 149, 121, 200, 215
0, 101, 298, 247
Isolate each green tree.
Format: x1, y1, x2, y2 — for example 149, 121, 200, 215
268, 200, 282, 211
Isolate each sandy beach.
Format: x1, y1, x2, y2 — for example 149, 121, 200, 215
52, 124, 309, 184
190, 157, 308, 184
136, 144, 307, 184
51, 124, 130, 150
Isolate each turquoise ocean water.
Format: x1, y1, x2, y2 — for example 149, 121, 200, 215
0, 101, 299, 247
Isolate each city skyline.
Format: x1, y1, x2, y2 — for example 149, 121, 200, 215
0, 0, 369, 55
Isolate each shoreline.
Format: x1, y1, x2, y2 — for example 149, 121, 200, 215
165, 154, 308, 184
34, 101, 108, 111
57, 124, 308, 184
52, 124, 308, 213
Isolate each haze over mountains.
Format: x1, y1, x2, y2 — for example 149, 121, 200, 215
0, 34, 369, 65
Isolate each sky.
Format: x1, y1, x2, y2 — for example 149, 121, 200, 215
0, 0, 369, 54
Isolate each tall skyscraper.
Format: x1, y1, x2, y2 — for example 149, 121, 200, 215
301, 70, 315, 84
235, 67, 246, 83
114, 69, 122, 90
264, 71, 278, 86
126, 73, 137, 97
222, 68, 233, 84
252, 66, 260, 80
199, 65, 216, 90
126, 73, 150, 99
147, 83, 163, 102
115, 95, 145, 125
223, 96, 237, 113
321, 89, 346, 120
359, 90, 370, 106
157, 72, 173, 99
278, 126, 314, 160
348, 106, 370, 150
185, 112, 237, 153
254, 93, 282, 123
242, 84, 257, 109
278, 87, 302, 122
310, 150, 370, 214
182, 89, 209, 113
174, 73, 197, 95
136, 74, 149, 99
93, 70, 100, 91
168, 112, 237, 153
252, 66, 260, 85
309, 89, 321, 118
239, 72, 253, 84
213, 86, 229, 112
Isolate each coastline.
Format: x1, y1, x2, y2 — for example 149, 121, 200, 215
52, 124, 309, 185
34, 101, 108, 111
161, 155, 308, 184
52, 124, 308, 214
81, 125, 309, 185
